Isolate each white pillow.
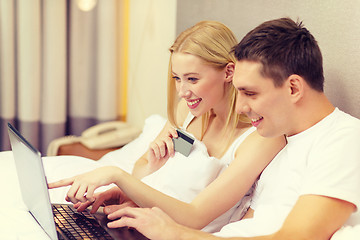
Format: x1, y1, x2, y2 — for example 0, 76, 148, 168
98, 114, 167, 173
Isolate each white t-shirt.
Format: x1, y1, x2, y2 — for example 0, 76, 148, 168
215, 108, 360, 237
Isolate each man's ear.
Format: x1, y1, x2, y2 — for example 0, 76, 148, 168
224, 62, 235, 83
287, 74, 304, 102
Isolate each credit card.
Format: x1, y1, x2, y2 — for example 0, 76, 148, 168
172, 129, 195, 157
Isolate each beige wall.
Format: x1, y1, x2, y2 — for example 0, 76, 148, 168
127, 0, 177, 128
176, 0, 360, 119
127, 0, 360, 127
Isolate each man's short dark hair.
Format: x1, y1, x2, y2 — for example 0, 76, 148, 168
233, 17, 324, 92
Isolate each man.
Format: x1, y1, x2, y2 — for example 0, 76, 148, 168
106, 18, 360, 240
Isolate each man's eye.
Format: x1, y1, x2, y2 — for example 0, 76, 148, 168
244, 92, 256, 96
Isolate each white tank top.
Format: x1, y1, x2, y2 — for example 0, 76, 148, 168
180, 112, 256, 166
181, 112, 256, 233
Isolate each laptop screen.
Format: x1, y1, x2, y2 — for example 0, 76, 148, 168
8, 123, 58, 240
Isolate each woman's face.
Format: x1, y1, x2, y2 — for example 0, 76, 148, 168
171, 52, 231, 117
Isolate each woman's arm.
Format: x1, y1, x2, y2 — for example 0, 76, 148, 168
131, 121, 175, 179
111, 131, 286, 229
49, 131, 285, 229
132, 99, 190, 179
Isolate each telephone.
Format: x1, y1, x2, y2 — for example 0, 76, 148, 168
80, 121, 141, 149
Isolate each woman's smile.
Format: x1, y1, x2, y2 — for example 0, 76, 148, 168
187, 98, 202, 109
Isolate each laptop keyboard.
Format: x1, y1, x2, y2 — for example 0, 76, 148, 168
53, 204, 113, 240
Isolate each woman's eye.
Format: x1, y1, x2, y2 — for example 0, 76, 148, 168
172, 76, 180, 82
188, 77, 198, 82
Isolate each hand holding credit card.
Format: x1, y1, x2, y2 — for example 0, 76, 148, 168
172, 129, 195, 157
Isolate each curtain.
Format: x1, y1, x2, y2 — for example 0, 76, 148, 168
0, 0, 128, 153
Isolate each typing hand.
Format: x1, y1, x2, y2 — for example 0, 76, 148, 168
74, 186, 137, 214
107, 207, 181, 240
48, 166, 122, 204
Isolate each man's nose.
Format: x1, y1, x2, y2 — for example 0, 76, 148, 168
236, 96, 250, 115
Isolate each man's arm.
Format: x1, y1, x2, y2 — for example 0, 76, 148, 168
107, 207, 224, 240
272, 195, 355, 240
190, 195, 354, 240
210, 195, 353, 240
107, 206, 272, 240
108, 194, 354, 240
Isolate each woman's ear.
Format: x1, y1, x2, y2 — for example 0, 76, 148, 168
287, 74, 304, 103
224, 62, 235, 83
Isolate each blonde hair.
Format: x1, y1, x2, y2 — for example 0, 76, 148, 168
167, 21, 250, 139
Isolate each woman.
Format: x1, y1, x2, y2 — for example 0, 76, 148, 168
49, 21, 285, 232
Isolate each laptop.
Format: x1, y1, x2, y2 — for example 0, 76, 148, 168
7, 123, 148, 240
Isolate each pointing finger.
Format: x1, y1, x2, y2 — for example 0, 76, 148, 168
48, 177, 75, 189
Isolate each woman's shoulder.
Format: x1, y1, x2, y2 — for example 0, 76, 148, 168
240, 130, 286, 147
234, 130, 286, 161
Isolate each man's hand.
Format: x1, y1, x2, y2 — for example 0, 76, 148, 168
107, 207, 183, 240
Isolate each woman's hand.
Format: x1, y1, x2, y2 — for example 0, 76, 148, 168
73, 186, 138, 214
146, 127, 178, 172
48, 166, 123, 204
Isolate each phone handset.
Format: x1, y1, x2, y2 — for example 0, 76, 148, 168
80, 121, 141, 149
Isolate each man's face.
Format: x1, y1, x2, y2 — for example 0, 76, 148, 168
233, 60, 292, 138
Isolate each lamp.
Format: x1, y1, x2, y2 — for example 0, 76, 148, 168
76, 0, 98, 12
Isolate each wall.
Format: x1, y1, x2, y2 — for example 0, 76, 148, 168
177, 0, 360, 119
127, 0, 177, 128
